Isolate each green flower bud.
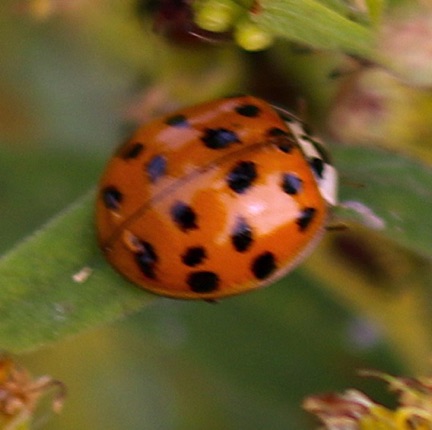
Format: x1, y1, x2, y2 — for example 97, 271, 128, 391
194, 0, 239, 33
234, 19, 274, 51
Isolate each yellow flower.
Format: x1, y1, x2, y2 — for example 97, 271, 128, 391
304, 370, 432, 430
0, 356, 65, 430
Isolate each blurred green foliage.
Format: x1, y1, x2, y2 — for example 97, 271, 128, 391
0, 0, 432, 429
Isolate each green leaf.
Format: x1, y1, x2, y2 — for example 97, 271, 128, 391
0, 192, 153, 353
255, 0, 374, 58
0, 145, 430, 354
333, 145, 432, 259
0, 147, 104, 254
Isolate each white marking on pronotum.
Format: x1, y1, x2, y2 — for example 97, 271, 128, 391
273, 105, 338, 207
292, 126, 338, 206
340, 200, 386, 230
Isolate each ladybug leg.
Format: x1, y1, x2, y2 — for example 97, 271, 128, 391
325, 223, 348, 232
204, 298, 220, 304
338, 174, 366, 189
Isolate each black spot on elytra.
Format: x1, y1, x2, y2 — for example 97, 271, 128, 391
267, 127, 289, 137
101, 186, 123, 210
297, 207, 317, 231
146, 154, 167, 182
309, 157, 324, 179
266, 127, 294, 153
171, 201, 198, 231
201, 128, 240, 149
187, 271, 220, 293
235, 104, 261, 117
135, 241, 158, 279
115, 139, 145, 160
251, 252, 276, 280
231, 217, 253, 252
117, 142, 145, 159
181, 246, 207, 267
165, 114, 189, 127
227, 161, 257, 194
281, 173, 303, 195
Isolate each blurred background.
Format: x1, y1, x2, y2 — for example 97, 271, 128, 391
1, 0, 432, 428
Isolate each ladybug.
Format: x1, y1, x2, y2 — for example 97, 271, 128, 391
96, 95, 337, 300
